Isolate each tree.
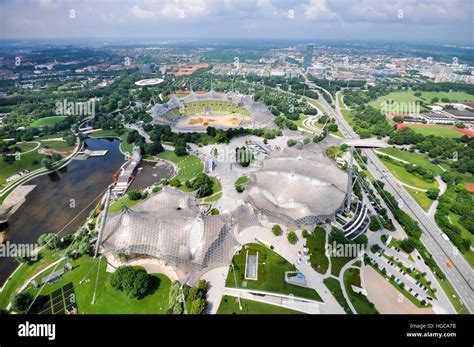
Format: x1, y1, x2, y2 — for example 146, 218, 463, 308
51, 152, 62, 162
38, 233, 61, 250
189, 297, 207, 314
369, 215, 382, 231
192, 173, 214, 198
287, 139, 298, 147
110, 266, 150, 298
128, 190, 143, 201
41, 158, 54, 171
272, 224, 283, 236
10, 292, 33, 313
426, 188, 440, 200
287, 231, 298, 244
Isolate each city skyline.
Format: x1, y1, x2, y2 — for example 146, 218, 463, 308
0, 0, 473, 44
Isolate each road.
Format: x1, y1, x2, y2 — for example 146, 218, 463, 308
313, 87, 474, 313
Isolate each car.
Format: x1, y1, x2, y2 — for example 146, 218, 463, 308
399, 269, 403, 273
427, 297, 433, 301
402, 271, 407, 275
415, 293, 419, 298
415, 281, 420, 285
408, 288, 413, 292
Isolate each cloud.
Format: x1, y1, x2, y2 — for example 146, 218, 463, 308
303, 0, 336, 20
131, 0, 209, 20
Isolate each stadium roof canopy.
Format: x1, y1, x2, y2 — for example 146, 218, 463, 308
101, 188, 238, 284
149, 90, 275, 129
246, 145, 348, 227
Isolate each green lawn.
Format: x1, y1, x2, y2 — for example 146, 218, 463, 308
41, 140, 73, 150
158, 151, 203, 181
0, 249, 57, 310
405, 186, 433, 212
8, 142, 38, 153
418, 91, 474, 103
226, 243, 322, 302
30, 116, 67, 128
108, 194, 143, 213
234, 175, 249, 187
343, 268, 378, 314
449, 214, 474, 266
404, 126, 463, 139
331, 256, 355, 277
323, 277, 352, 314
27, 256, 171, 314
306, 227, 329, 274
379, 157, 438, 190
0, 151, 46, 187
204, 192, 222, 202
217, 295, 302, 314
369, 91, 418, 111
377, 148, 443, 176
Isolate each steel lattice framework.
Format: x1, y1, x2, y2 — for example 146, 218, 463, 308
101, 188, 239, 284
149, 90, 275, 129
245, 146, 348, 228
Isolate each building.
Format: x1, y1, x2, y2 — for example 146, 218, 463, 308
101, 188, 238, 284
445, 109, 474, 122
418, 112, 453, 124
245, 146, 348, 227
304, 44, 314, 69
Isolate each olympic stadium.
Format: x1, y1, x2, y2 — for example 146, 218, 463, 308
149, 90, 275, 132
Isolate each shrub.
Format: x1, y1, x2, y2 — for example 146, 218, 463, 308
287, 231, 298, 244
272, 224, 283, 236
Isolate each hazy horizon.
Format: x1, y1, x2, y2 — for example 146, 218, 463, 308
0, 0, 472, 44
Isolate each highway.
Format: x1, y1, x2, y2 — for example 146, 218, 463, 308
313, 86, 474, 313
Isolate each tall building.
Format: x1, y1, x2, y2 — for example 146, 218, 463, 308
304, 44, 314, 69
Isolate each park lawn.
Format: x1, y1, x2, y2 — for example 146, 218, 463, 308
0, 249, 57, 310
9, 141, 38, 153
449, 214, 474, 267
40, 140, 73, 150
405, 186, 433, 212
217, 295, 302, 314
226, 243, 322, 302
30, 116, 67, 128
306, 227, 329, 274
377, 147, 443, 176
379, 157, 438, 190
234, 175, 249, 187
204, 192, 222, 202
419, 91, 474, 103
0, 150, 46, 186
404, 126, 463, 139
369, 91, 418, 111
330, 256, 354, 277
341, 109, 354, 125
158, 151, 203, 181
293, 114, 309, 129
27, 256, 171, 314
323, 277, 352, 314
108, 194, 143, 213
343, 268, 378, 314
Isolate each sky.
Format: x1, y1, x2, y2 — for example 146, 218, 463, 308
0, 0, 473, 44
